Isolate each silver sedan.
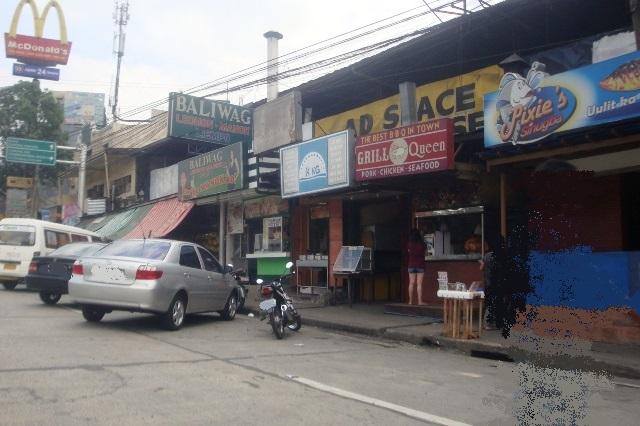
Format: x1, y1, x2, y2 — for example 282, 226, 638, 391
68, 239, 242, 330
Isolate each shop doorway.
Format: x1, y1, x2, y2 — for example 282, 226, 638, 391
343, 198, 405, 303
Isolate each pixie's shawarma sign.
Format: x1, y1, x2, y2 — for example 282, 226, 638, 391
484, 50, 640, 148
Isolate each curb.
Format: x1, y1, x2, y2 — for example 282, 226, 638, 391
243, 306, 640, 379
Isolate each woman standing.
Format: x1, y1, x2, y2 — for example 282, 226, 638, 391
407, 229, 427, 305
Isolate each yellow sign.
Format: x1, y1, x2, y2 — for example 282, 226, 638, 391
314, 65, 503, 136
6, 176, 34, 189
8, 0, 69, 43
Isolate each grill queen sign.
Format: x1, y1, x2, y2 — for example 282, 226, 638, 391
168, 92, 252, 145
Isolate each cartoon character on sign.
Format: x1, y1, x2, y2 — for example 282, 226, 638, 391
496, 62, 549, 144
226, 149, 240, 190
179, 171, 194, 200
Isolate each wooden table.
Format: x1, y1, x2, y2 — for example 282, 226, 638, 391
437, 290, 485, 339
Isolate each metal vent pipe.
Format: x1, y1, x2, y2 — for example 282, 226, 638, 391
264, 31, 283, 101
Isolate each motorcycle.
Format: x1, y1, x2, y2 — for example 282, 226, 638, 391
256, 261, 302, 339
227, 264, 248, 311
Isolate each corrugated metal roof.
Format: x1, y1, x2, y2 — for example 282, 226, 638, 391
78, 214, 113, 232
96, 208, 138, 239
123, 198, 193, 239
109, 204, 153, 240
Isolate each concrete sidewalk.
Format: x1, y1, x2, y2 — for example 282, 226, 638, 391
242, 286, 640, 379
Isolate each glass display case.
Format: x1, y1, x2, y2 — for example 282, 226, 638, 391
414, 206, 485, 261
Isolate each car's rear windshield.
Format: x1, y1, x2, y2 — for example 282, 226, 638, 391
97, 240, 171, 260
50, 243, 106, 257
0, 224, 36, 247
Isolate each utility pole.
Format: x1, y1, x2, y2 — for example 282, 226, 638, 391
110, 0, 130, 120
77, 124, 91, 218
632, 0, 640, 49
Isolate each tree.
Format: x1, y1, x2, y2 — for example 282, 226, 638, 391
0, 80, 66, 215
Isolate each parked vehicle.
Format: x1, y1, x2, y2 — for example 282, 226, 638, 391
25, 242, 107, 305
0, 218, 103, 290
257, 261, 301, 339
228, 266, 248, 311
68, 239, 242, 330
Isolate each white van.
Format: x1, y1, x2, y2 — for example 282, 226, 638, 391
0, 218, 103, 290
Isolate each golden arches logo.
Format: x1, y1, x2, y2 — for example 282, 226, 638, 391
4, 0, 72, 66
9, 0, 68, 44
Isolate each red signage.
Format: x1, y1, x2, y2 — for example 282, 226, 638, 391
355, 118, 454, 181
5, 33, 71, 66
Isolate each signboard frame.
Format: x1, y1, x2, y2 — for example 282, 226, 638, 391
12, 63, 60, 81
485, 50, 640, 149
177, 142, 245, 201
355, 118, 454, 181
168, 92, 253, 146
279, 130, 355, 199
5, 137, 57, 166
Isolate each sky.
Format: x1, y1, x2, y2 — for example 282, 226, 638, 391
1, 0, 497, 120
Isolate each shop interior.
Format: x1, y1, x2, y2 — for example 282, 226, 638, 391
169, 204, 220, 258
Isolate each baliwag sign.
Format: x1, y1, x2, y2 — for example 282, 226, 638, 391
4, 0, 72, 66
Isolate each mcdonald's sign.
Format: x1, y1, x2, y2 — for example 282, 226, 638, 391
4, 0, 71, 66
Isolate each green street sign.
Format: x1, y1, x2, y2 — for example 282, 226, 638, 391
5, 137, 57, 166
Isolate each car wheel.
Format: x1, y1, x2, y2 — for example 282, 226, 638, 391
161, 294, 187, 330
39, 291, 62, 305
82, 305, 106, 322
221, 292, 238, 321
2, 282, 18, 290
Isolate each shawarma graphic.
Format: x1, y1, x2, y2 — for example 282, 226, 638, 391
495, 62, 576, 145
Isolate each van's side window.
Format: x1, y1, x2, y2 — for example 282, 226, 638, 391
71, 234, 89, 242
57, 232, 70, 247
45, 230, 72, 249
45, 230, 58, 249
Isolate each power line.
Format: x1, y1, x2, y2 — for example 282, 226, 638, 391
65, 0, 507, 161
112, 0, 452, 120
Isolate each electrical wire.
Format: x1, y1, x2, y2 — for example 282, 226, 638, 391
112, 0, 459, 120
64, 0, 506, 162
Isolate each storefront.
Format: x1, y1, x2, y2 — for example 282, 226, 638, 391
242, 195, 291, 279
176, 141, 246, 262
353, 118, 488, 306
482, 50, 640, 343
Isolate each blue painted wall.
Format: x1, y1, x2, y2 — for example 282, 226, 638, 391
528, 247, 640, 312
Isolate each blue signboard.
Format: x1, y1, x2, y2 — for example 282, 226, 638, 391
485, 50, 640, 148
13, 63, 60, 81
280, 130, 354, 198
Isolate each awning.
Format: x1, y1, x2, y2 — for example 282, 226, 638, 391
96, 204, 152, 240
108, 204, 153, 240
123, 198, 193, 239
78, 214, 112, 232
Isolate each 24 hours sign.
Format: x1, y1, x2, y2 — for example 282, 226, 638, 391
355, 118, 454, 181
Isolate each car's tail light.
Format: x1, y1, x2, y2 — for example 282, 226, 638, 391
136, 265, 163, 280
72, 261, 83, 275
28, 261, 38, 274
261, 286, 273, 296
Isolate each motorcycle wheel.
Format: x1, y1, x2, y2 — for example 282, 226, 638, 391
269, 310, 285, 339
287, 314, 302, 331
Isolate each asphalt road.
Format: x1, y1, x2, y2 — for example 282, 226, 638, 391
1, 287, 639, 425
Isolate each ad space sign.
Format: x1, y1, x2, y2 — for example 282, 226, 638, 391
280, 130, 354, 198
355, 119, 454, 181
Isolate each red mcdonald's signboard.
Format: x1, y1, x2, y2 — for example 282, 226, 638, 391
4, 0, 71, 66
355, 118, 454, 181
